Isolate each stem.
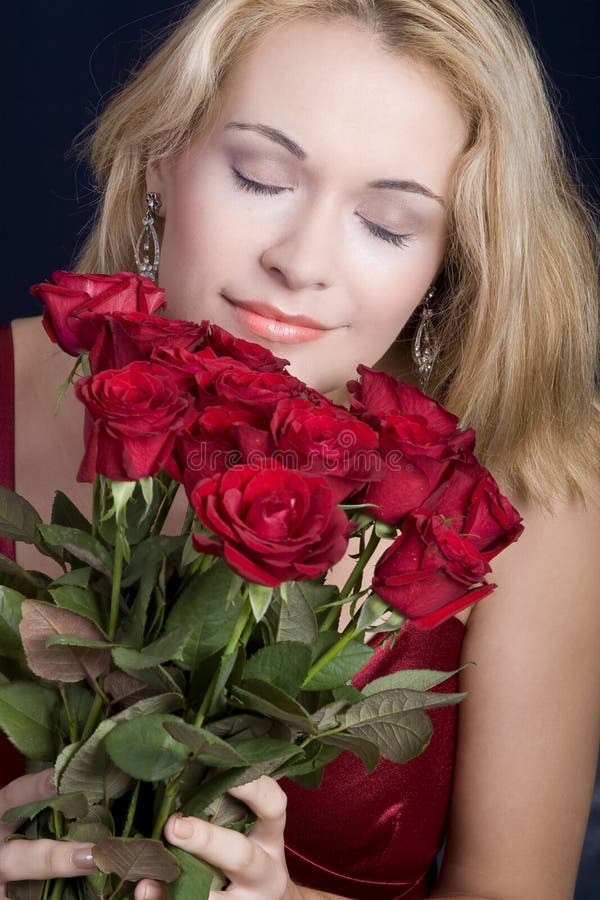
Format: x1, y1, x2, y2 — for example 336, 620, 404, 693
151, 479, 180, 536
49, 879, 65, 900
107, 530, 125, 641
181, 504, 196, 535
302, 622, 358, 688
121, 781, 140, 838
194, 594, 252, 728
151, 776, 181, 841
321, 527, 381, 631
58, 685, 78, 743
106, 878, 126, 900
80, 691, 104, 743
340, 527, 380, 600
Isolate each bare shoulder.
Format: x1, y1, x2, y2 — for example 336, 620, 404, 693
433, 487, 600, 899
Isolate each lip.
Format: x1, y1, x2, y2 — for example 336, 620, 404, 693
223, 294, 335, 344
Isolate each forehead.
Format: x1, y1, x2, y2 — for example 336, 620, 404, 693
215, 17, 468, 193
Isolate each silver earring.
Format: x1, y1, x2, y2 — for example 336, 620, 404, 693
134, 192, 162, 281
412, 286, 438, 388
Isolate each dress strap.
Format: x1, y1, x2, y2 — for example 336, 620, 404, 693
0, 323, 16, 560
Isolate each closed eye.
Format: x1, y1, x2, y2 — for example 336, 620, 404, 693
356, 216, 413, 248
232, 167, 413, 248
232, 168, 288, 196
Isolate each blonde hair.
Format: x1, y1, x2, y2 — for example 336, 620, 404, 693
77, 0, 600, 505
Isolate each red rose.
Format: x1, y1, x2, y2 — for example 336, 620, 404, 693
151, 346, 252, 403
30, 271, 165, 357
190, 464, 351, 586
208, 368, 308, 416
167, 404, 273, 491
196, 321, 290, 373
425, 460, 523, 561
348, 366, 475, 524
89, 313, 204, 373
75, 361, 193, 482
372, 510, 495, 629
270, 397, 382, 504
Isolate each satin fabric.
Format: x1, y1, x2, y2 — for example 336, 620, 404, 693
0, 322, 465, 897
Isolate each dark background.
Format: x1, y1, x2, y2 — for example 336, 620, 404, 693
2, 2, 599, 894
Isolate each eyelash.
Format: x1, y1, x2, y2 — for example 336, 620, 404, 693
231, 168, 413, 249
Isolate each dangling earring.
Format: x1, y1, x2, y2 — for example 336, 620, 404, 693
134, 192, 162, 281
412, 285, 438, 389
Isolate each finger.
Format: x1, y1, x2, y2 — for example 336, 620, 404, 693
0, 840, 97, 882
0, 770, 55, 839
227, 776, 287, 847
134, 879, 169, 900
164, 814, 271, 888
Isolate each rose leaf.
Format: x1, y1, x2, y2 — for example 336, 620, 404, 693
92, 838, 180, 882
170, 846, 224, 899
244, 642, 312, 697
19, 600, 111, 683
104, 714, 190, 781
0, 681, 59, 760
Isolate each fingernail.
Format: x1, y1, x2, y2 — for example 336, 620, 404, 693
143, 885, 162, 900
44, 769, 56, 793
71, 847, 97, 869
172, 816, 194, 839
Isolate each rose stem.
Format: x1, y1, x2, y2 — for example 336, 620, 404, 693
107, 528, 125, 640
151, 478, 180, 536
302, 619, 359, 688
194, 592, 252, 727
320, 527, 381, 631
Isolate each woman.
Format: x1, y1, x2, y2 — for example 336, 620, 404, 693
1, 1, 599, 898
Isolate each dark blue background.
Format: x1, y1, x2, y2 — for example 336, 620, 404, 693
3, 2, 599, 894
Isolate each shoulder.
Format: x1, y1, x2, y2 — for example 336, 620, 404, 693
434, 487, 600, 899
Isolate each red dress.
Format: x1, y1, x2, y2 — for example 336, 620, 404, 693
0, 323, 464, 899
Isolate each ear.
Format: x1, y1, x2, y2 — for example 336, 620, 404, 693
145, 159, 167, 215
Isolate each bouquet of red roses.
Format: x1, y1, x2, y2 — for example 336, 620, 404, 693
0, 272, 523, 899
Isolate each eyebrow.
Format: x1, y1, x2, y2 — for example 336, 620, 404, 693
224, 121, 446, 207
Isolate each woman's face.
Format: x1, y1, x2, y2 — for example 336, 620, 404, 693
148, 18, 467, 399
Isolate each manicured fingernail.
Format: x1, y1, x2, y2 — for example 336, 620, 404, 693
143, 885, 162, 900
71, 848, 96, 869
172, 816, 194, 839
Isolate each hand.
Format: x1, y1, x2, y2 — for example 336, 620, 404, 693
135, 776, 303, 900
0, 769, 97, 898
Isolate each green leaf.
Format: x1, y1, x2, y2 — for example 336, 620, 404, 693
0, 485, 43, 544
163, 721, 247, 767
275, 741, 340, 779
170, 846, 223, 899
232, 679, 315, 734
112, 628, 188, 671
105, 714, 190, 781
66, 804, 114, 842
277, 582, 318, 645
166, 560, 244, 671
361, 667, 467, 696
49, 585, 107, 636
244, 643, 311, 697
341, 690, 435, 763
122, 536, 187, 587
1, 792, 88, 823
319, 732, 381, 773
50, 567, 92, 588
0, 553, 51, 595
0, 586, 25, 660
303, 639, 374, 692
0, 682, 59, 760
247, 582, 273, 622
51, 491, 92, 534
92, 838, 180, 882
37, 525, 113, 577
58, 723, 132, 804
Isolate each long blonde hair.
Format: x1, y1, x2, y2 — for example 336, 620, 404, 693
77, 0, 600, 504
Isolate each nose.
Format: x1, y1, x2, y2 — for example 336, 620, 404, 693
260, 198, 336, 292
